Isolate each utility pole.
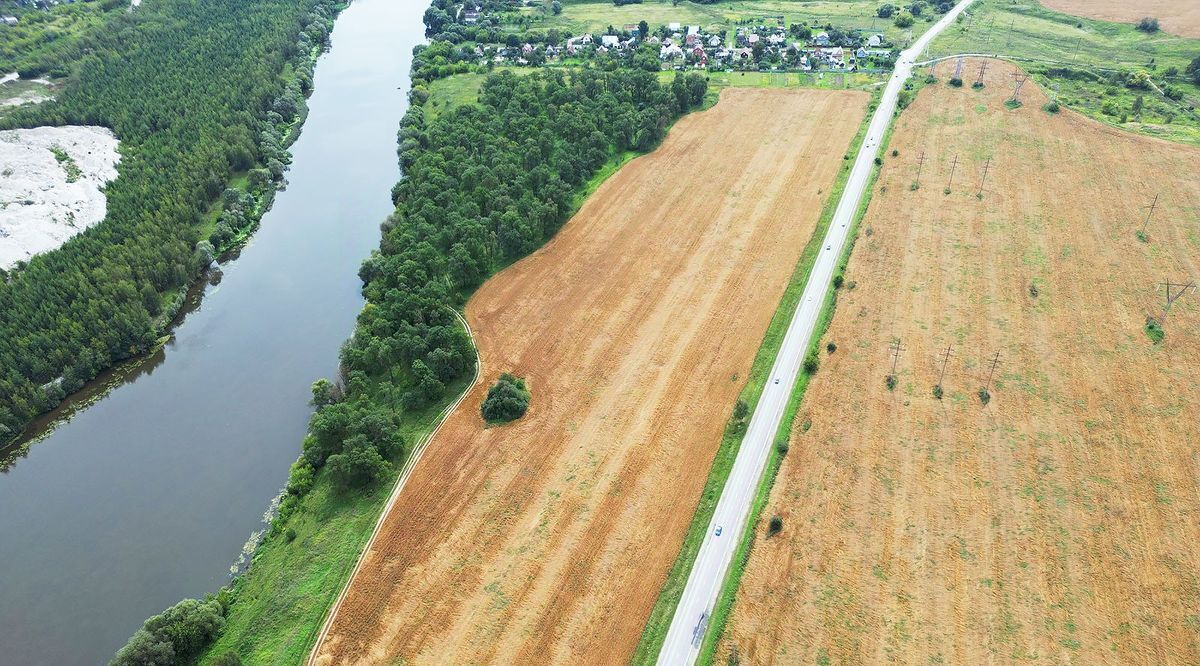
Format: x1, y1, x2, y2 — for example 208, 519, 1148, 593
977, 157, 991, 197
1140, 193, 1159, 234
954, 56, 964, 80
984, 351, 1001, 392
947, 154, 959, 190
1159, 279, 1196, 324
975, 59, 988, 87
889, 338, 905, 376
1010, 70, 1029, 103
916, 151, 926, 186
933, 344, 953, 399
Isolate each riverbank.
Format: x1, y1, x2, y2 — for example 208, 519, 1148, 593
0, 0, 423, 661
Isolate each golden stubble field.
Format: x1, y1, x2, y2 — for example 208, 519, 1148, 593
719, 59, 1200, 665
311, 87, 868, 665
1040, 0, 1200, 38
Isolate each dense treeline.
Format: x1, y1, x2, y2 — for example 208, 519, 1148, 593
292, 67, 707, 489
0, 0, 339, 442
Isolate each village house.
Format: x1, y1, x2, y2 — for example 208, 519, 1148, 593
601, 34, 620, 47
814, 31, 831, 46
707, 35, 721, 47
660, 44, 683, 60
867, 33, 884, 47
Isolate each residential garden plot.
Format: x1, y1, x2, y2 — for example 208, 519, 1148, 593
1041, 0, 1200, 38
310, 87, 867, 666
718, 58, 1200, 665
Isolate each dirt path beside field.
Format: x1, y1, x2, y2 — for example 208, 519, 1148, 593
1040, 0, 1200, 37
310, 87, 867, 665
719, 59, 1200, 665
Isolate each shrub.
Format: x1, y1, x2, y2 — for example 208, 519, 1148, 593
877, 3, 896, 18
803, 351, 820, 374
885, 374, 897, 391
1135, 17, 1159, 33
1136, 229, 1148, 243
978, 388, 991, 405
481, 373, 531, 422
833, 274, 845, 289
1043, 100, 1060, 113
327, 439, 391, 489
932, 384, 943, 400
1145, 317, 1164, 344
972, 80, 984, 89
891, 148, 899, 157
211, 652, 244, 666
776, 439, 790, 455
894, 11, 914, 28
767, 515, 783, 536
1004, 98, 1022, 110
949, 76, 963, 87
826, 341, 837, 354
874, 156, 883, 165
113, 599, 225, 666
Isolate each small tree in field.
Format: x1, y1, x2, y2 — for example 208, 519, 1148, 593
481, 373, 531, 423
767, 515, 783, 537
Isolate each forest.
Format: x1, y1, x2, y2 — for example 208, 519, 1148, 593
306, 66, 707, 481
0, 0, 340, 442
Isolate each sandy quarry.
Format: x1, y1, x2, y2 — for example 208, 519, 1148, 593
311, 87, 868, 665
1040, 0, 1200, 37
718, 59, 1200, 665
0, 125, 119, 270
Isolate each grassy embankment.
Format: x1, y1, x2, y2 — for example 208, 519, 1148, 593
928, 0, 1200, 145
629, 79, 896, 663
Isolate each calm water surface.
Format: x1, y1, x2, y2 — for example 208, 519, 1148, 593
0, 0, 425, 661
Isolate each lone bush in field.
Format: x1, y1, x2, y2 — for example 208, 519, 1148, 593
886, 374, 897, 391
481, 373, 531, 423
767, 515, 783, 537
932, 384, 943, 400
978, 388, 991, 405
1136, 17, 1159, 33
1145, 317, 1164, 344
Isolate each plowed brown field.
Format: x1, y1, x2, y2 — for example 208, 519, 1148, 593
718, 59, 1200, 665
1040, 0, 1200, 37
311, 87, 868, 665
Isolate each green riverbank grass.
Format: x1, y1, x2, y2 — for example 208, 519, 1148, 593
693, 90, 897, 666
630, 86, 880, 665
199, 371, 470, 665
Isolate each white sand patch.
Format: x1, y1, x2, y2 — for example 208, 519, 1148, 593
0, 126, 120, 269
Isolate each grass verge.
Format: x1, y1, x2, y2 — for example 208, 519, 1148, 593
693, 90, 898, 666
629, 85, 881, 665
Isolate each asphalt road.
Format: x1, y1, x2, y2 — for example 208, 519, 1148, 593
655, 2, 976, 663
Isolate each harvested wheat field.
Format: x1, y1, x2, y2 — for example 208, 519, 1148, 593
717, 58, 1200, 665
1040, 0, 1200, 37
311, 87, 868, 665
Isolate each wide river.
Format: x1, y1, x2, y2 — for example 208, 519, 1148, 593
0, 0, 424, 662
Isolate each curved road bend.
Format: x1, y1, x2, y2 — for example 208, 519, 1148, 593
656, 2, 976, 663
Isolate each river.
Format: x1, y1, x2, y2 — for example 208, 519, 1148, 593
0, 0, 425, 662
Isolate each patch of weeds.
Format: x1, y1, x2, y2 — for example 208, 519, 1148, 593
910, 181, 920, 191
826, 341, 837, 354
943, 186, 951, 195
971, 81, 984, 89
49, 145, 82, 183
932, 384, 943, 400
1028, 282, 1039, 298
1145, 317, 1164, 344
1136, 230, 1148, 243
886, 374, 898, 391
979, 388, 991, 405
1043, 100, 1060, 113
1005, 98, 1022, 110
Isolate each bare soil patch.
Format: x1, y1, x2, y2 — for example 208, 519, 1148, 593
0, 125, 119, 269
1040, 0, 1200, 38
719, 58, 1200, 665
311, 87, 867, 665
